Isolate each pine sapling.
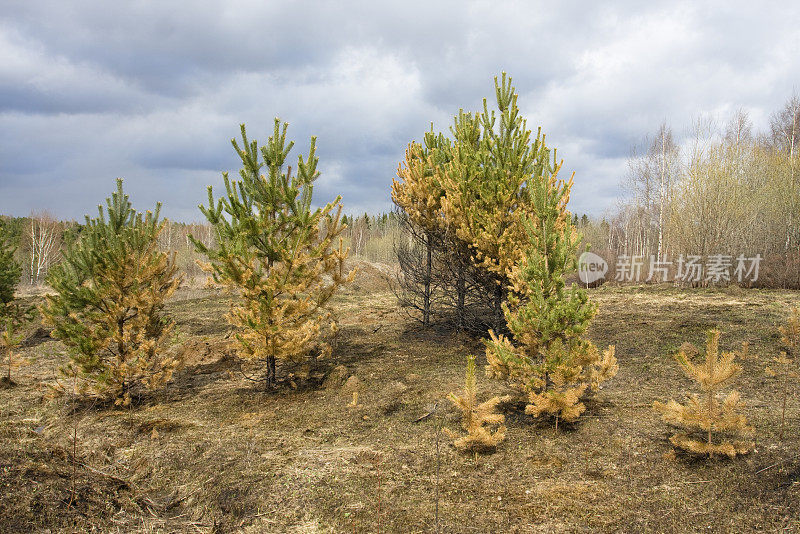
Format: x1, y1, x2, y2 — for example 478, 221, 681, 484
41, 179, 183, 405
446, 355, 510, 453
392, 131, 451, 327
738, 341, 752, 360
0, 305, 34, 387
1, 317, 25, 386
485, 150, 617, 428
0, 217, 21, 308
0, 217, 32, 387
195, 121, 354, 389
654, 329, 753, 458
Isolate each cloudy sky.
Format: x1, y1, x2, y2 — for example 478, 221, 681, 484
1, 1, 798, 222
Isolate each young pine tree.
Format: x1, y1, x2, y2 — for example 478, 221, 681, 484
0, 318, 26, 386
485, 155, 617, 429
393, 75, 549, 332
438, 74, 544, 330
195, 121, 353, 389
765, 307, 800, 440
392, 126, 453, 326
439, 75, 537, 279
393, 126, 452, 238
654, 330, 753, 458
446, 355, 510, 453
41, 180, 182, 404
0, 218, 21, 309
0, 218, 29, 386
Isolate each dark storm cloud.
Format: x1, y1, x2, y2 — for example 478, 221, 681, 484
1, 0, 798, 221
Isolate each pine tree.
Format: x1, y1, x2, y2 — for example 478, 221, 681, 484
485, 152, 617, 429
654, 330, 753, 458
0, 218, 27, 386
440, 75, 536, 275
41, 179, 182, 404
1, 318, 26, 385
393, 126, 452, 236
392, 126, 452, 326
446, 354, 509, 453
439, 74, 543, 330
0, 217, 21, 310
195, 121, 353, 389
765, 307, 800, 440
393, 75, 549, 331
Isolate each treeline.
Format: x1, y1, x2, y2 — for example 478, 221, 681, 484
581, 97, 800, 288
340, 212, 401, 264
0, 211, 406, 286
0, 215, 213, 284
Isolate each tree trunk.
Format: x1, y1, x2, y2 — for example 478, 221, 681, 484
423, 233, 432, 326
265, 355, 276, 390
29, 228, 36, 285
493, 282, 503, 332
456, 261, 466, 330
657, 131, 666, 266
2, 345, 9, 381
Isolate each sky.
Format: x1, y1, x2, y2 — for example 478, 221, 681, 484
0, 1, 798, 222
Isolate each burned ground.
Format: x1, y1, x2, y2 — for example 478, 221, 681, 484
1, 283, 799, 532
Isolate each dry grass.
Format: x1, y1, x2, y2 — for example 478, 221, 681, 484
1, 282, 799, 532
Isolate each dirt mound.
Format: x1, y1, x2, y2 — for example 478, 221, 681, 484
345, 259, 396, 293
166, 336, 239, 391
176, 336, 235, 368
20, 326, 52, 348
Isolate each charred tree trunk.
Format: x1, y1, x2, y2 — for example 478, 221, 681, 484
423, 232, 433, 326
492, 282, 504, 332
456, 262, 466, 330
265, 354, 277, 389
